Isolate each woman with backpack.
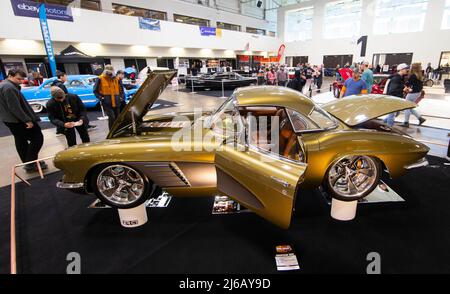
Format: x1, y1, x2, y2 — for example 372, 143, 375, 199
402, 63, 426, 128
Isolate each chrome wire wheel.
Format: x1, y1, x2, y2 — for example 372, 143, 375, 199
96, 165, 146, 206
31, 103, 44, 113
327, 156, 380, 201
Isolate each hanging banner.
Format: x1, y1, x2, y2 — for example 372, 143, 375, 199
199, 26, 217, 36
10, 0, 73, 22
277, 44, 286, 62
138, 17, 161, 31
39, 4, 57, 77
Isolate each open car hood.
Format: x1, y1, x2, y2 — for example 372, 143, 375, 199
322, 95, 417, 126
108, 70, 177, 138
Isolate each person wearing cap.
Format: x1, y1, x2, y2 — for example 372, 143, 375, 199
383, 63, 410, 127
361, 62, 374, 94
46, 87, 90, 147
93, 65, 124, 130
340, 67, 368, 98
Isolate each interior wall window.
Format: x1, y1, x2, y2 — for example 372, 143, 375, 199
442, 0, 450, 30
31, 0, 101, 11
217, 22, 241, 32
124, 58, 147, 72
174, 14, 209, 26
112, 3, 167, 20
285, 6, 314, 42
323, 0, 362, 39
246, 27, 266, 35
373, 0, 428, 35
157, 58, 175, 69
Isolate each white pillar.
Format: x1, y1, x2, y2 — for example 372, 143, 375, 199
117, 203, 148, 228
330, 198, 358, 221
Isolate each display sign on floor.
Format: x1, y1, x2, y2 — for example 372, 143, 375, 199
211, 196, 248, 214
88, 193, 172, 209
274, 245, 300, 271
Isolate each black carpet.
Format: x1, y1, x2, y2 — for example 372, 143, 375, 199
0, 156, 449, 274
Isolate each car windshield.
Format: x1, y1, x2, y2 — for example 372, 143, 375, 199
84, 77, 98, 85
287, 105, 337, 132
207, 95, 243, 135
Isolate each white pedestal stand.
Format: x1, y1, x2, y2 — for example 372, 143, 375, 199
97, 101, 109, 121
330, 198, 358, 221
219, 80, 227, 98
117, 203, 148, 228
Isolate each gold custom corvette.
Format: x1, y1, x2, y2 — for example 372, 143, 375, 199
54, 71, 429, 229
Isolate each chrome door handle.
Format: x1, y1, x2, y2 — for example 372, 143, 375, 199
270, 176, 290, 188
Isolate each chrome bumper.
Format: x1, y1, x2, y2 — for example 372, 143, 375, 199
404, 158, 429, 170
56, 181, 84, 189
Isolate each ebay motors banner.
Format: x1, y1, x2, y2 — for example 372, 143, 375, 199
10, 0, 73, 22
39, 4, 57, 77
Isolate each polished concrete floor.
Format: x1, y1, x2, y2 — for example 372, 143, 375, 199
0, 83, 448, 188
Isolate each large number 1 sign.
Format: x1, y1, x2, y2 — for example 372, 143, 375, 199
357, 35, 368, 57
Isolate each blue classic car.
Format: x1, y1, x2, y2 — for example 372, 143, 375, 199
21, 75, 138, 113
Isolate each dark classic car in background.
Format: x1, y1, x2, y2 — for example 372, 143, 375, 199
185, 72, 257, 90
54, 71, 429, 229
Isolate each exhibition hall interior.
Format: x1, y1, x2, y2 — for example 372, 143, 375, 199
0, 0, 449, 276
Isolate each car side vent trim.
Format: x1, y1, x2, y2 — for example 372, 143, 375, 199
169, 162, 191, 187
127, 162, 191, 188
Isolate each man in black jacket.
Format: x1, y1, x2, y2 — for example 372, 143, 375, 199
46, 87, 90, 147
52, 71, 96, 132
384, 63, 410, 127
0, 69, 46, 172
51, 70, 69, 94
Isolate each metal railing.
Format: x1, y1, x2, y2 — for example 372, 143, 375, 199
9, 156, 54, 274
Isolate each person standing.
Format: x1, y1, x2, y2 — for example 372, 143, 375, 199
46, 87, 90, 147
315, 65, 324, 93
425, 63, 433, 79
0, 69, 46, 172
51, 70, 69, 94
302, 63, 314, 96
384, 63, 410, 127
376, 64, 381, 74
27, 69, 35, 87
340, 68, 368, 98
116, 70, 127, 112
402, 63, 426, 127
361, 62, 374, 94
277, 66, 288, 86
93, 65, 124, 130
267, 68, 276, 85
287, 70, 303, 92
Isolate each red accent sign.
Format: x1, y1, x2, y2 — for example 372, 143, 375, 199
238, 55, 250, 62
277, 44, 286, 62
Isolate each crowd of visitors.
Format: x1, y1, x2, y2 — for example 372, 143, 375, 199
0, 64, 127, 172
0, 60, 445, 171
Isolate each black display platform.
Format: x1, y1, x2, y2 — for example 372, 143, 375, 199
0, 156, 449, 274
